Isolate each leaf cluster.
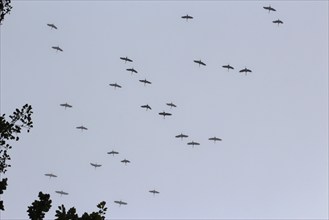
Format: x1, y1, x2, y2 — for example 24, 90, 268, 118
0, 104, 33, 173
0, 104, 33, 210
27, 192, 108, 220
27, 192, 52, 220
55, 201, 107, 220
0, 0, 12, 24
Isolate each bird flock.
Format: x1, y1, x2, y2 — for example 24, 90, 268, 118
44, 4, 284, 210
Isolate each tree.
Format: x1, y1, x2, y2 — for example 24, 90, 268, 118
27, 192, 52, 220
27, 192, 108, 220
55, 200, 107, 220
0, 0, 13, 24
0, 104, 33, 210
55, 204, 79, 220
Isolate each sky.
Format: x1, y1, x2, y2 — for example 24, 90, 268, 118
0, 0, 328, 219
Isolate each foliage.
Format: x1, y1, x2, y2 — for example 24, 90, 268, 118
27, 192, 52, 220
0, 104, 33, 173
27, 191, 108, 220
55, 205, 79, 220
55, 201, 107, 220
0, 178, 7, 210
27, 192, 108, 220
0, 0, 12, 24
0, 104, 33, 210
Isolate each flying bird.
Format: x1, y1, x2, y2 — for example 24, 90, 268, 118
107, 150, 119, 156
76, 125, 88, 131
141, 104, 152, 111
273, 19, 283, 26
114, 200, 127, 206
139, 79, 152, 86
263, 5, 276, 13
44, 173, 57, 178
187, 141, 200, 147
222, 64, 234, 71
126, 68, 138, 74
209, 136, 222, 143
166, 102, 177, 108
109, 83, 122, 89
60, 103, 72, 109
90, 163, 102, 169
159, 111, 172, 118
175, 133, 188, 140
239, 67, 252, 75
120, 56, 133, 63
194, 60, 206, 67
52, 46, 63, 52
55, 190, 69, 196
149, 190, 160, 195
181, 14, 193, 20
47, 23, 57, 29
121, 159, 130, 165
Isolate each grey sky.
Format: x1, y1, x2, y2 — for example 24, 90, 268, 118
0, 1, 328, 219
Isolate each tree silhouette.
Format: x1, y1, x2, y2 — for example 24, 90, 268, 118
27, 192, 52, 220
55, 204, 79, 220
27, 192, 107, 220
56, 201, 107, 220
0, 0, 12, 24
0, 104, 33, 210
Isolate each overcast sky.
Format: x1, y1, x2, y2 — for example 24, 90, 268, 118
0, 1, 328, 219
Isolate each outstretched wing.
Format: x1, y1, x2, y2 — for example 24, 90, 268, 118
110, 83, 122, 88
45, 173, 57, 177
141, 105, 152, 109
175, 134, 183, 138
209, 137, 222, 141
273, 19, 283, 24
47, 24, 57, 29
194, 60, 206, 66
126, 68, 138, 73
223, 65, 234, 69
264, 6, 276, 11
120, 57, 133, 62
115, 200, 127, 205
60, 103, 72, 108
182, 15, 193, 19
139, 79, 151, 84
167, 103, 177, 107
56, 191, 68, 195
